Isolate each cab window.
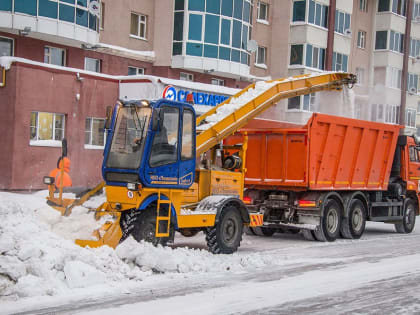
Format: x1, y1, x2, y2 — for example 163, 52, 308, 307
149, 107, 179, 167
409, 146, 419, 162
181, 109, 194, 160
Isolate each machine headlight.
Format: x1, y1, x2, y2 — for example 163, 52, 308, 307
43, 176, 55, 185
127, 182, 138, 191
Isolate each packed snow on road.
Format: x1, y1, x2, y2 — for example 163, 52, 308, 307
1, 190, 420, 314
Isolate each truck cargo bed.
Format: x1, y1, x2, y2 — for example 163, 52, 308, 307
230, 113, 401, 191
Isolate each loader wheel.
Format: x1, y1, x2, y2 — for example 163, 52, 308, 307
340, 199, 366, 239
395, 199, 416, 234
132, 210, 173, 246
206, 205, 243, 254
301, 229, 317, 241
314, 199, 342, 242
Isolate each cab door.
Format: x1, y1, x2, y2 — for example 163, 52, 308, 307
143, 105, 180, 188
178, 107, 196, 188
408, 144, 420, 190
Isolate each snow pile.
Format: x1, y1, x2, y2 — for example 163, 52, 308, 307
0, 191, 284, 302
197, 80, 279, 131
0, 192, 145, 300
116, 237, 277, 273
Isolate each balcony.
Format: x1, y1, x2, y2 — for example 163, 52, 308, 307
0, 0, 100, 46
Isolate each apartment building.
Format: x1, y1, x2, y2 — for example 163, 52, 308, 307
1, 0, 420, 189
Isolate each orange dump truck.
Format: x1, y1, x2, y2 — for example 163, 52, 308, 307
228, 113, 420, 241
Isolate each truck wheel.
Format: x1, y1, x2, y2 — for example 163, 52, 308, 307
302, 229, 317, 241
132, 210, 173, 246
340, 199, 366, 239
395, 199, 416, 234
314, 199, 342, 242
206, 205, 243, 254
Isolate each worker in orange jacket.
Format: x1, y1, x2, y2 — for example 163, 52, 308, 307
49, 157, 72, 188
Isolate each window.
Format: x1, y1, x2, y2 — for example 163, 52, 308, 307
303, 93, 316, 111
149, 107, 179, 167
360, 0, 368, 12
390, 30, 404, 53
378, 0, 407, 16
130, 13, 147, 39
332, 52, 348, 71
211, 78, 225, 86
100, 2, 105, 29
292, 0, 306, 22
0, 37, 13, 56
258, 1, 269, 21
85, 117, 105, 148
357, 31, 366, 49
375, 31, 388, 50
305, 44, 325, 70
356, 68, 365, 85
180, 72, 194, 81
406, 109, 417, 128
410, 38, 420, 57
392, 0, 406, 16
308, 0, 328, 28
181, 109, 194, 160
334, 10, 351, 35
290, 44, 303, 65
385, 104, 399, 124
387, 67, 402, 89
128, 67, 145, 75
84, 57, 100, 73
44, 46, 66, 66
407, 73, 418, 93
413, 2, 420, 21
179, 0, 252, 64
30, 112, 65, 144
378, 0, 390, 12
287, 93, 315, 111
256, 46, 267, 65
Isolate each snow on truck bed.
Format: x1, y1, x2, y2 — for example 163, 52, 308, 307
0, 191, 288, 303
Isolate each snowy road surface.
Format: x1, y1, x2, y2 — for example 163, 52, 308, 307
4, 219, 420, 315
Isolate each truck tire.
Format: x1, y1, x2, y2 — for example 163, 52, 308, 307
314, 199, 342, 242
395, 199, 416, 234
340, 199, 366, 239
206, 205, 243, 254
132, 209, 173, 246
302, 229, 317, 241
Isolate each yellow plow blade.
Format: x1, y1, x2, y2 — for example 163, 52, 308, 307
75, 206, 123, 249
46, 181, 105, 216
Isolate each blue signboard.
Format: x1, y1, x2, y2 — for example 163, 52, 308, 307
162, 85, 229, 106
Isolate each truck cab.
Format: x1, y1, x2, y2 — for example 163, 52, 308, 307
103, 99, 196, 190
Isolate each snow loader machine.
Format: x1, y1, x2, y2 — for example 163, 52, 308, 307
70, 72, 356, 253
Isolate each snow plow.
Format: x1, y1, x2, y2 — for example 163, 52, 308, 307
43, 139, 104, 216
46, 72, 356, 253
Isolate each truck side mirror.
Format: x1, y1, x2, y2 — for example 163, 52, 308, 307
152, 108, 162, 131
104, 106, 112, 129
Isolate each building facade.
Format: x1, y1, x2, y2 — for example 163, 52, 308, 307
1, 0, 420, 190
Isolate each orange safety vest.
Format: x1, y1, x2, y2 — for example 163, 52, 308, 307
49, 157, 72, 188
